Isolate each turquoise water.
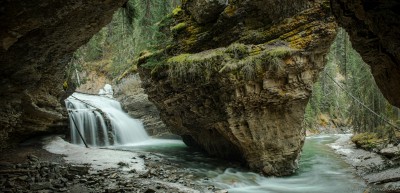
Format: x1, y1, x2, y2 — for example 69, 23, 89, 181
116, 135, 382, 193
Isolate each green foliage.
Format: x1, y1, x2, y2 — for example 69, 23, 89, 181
304, 28, 400, 141
351, 132, 387, 150
69, 0, 180, 79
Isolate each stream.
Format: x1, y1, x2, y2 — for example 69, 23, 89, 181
114, 135, 382, 193
64, 93, 382, 192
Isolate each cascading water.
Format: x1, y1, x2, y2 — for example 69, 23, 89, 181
65, 93, 149, 147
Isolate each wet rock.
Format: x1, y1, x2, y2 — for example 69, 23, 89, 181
144, 188, 156, 193
28, 155, 39, 162
186, 0, 228, 24
4, 181, 14, 188
380, 145, 400, 158
117, 161, 129, 167
0, 151, 210, 192
0, 162, 15, 169
68, 165, 90, 175
30, 182, 52, 191
18, 176, 28, 181
331, 135, 400, 192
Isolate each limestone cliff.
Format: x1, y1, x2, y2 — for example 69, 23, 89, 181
331, 0, 400, 107
139, 0, 337, 175
0, 0, 126, 149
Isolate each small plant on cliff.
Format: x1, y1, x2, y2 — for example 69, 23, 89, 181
226, 43, 249, 59
262, 46, 292, 76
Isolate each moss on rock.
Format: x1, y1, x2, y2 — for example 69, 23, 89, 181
170, 22, 187, 32
352, 132, 388, 150
138, 0, 338, 176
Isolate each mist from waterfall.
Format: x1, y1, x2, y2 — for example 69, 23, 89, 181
65, 93, 149, 147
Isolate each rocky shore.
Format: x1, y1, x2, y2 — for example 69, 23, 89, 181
0, 136, 224, 193
329, 134, 400, 192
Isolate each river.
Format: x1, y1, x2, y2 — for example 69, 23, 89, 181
64, 93, 380, 192
113, 135, 383, 193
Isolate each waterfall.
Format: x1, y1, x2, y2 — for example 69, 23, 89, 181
65, 93, 149, 147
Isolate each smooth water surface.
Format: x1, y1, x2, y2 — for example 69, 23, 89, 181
116, 135, 382, 193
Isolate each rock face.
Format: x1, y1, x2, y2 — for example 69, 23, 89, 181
139, 0, 337, 175
331, 0, 400, 107
114, 75, 170, 137
0, 0, 126, 149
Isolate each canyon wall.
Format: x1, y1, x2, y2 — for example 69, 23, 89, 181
331, 0, 400, 107
0, 0, 126, 149
138, 0, 337, 175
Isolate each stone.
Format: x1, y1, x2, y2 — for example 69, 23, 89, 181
18, 176, 28, 181
30, 182, 52, 191
68, 165, 90, 175
144, 188, 156, 193
186, 0, 228, 24
380, 146, 400, 158
0, 162, 15, 169
27, 155, 39, 162
4, 181, 14, 188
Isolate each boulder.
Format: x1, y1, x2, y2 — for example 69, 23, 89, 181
139, 0, 337, 175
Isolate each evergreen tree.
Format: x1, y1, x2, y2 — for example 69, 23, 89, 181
68, 0, 180, 79
304, 28, 399, 141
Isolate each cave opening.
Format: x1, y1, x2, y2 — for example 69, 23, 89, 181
1, 0, 400, 191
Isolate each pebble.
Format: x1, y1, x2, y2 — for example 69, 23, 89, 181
0, 153, 221, 193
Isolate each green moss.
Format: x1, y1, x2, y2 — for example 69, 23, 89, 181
167, 53, 191, 63
238, 4, 330, 48
139, 50, 166, 70
265, 46, 293, 57
172, 6, 182, 16
351, 132, 387, 150
226, 43, 249, 59
171, 22, 187, 32
224, 5, 237, 17
166, 49, 225, 81
186, 25, 201, 34
154, 42, 296, 82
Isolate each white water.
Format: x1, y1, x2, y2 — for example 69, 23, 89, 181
65, 93, 149, 147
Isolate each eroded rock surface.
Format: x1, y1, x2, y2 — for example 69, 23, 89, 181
139, 0, 337, 175
0, 0, 126, 149
115, 75, 170, 137
331, 0, 400, 107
